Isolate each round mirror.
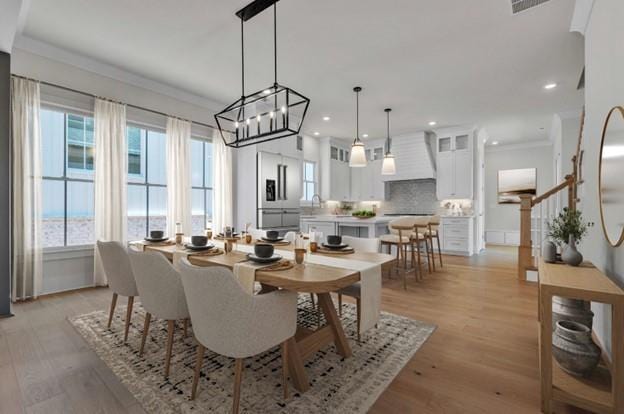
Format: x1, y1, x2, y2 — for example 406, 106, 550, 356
599, 106, 624, 247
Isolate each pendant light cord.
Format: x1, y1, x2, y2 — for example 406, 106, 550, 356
274, 3, 278, 87
356, 89, 359, 142
386, 110, 391, 153
241, 18, 245, 97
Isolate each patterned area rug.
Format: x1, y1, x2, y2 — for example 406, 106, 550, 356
69, 297, 435, 413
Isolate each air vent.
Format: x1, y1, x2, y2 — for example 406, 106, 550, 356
511, 0, 551, 14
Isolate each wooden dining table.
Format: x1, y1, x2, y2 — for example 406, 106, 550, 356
143, 239, 395, 393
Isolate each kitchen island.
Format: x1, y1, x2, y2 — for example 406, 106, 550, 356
300, 215, 393, 239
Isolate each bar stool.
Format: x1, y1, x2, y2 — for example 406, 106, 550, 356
380, 217, 417, 289
425, 215, 443, 270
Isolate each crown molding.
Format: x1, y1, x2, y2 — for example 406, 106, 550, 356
13, 35, 225, 111
485, 139, 552, 153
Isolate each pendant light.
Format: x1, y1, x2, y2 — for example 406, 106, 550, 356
381, 108, 396, 175
214, 0, 310, 148
349, 86, 367, 167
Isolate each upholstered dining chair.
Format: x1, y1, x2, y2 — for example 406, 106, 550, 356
127, 250, 190, 378
284, 231, 297, 243
178, 260, 297, 413
336, 236, 380, 341
379, 217, 416, 289
247, 227, 267, 240
96, 241, 139, 343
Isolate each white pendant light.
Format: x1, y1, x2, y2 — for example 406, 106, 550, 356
381, 108, 396, 175
349, 86, 367, 167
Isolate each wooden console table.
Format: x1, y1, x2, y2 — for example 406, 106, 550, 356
538, 259, 624, 413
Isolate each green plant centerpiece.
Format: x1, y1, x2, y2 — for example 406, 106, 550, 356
547, 208, 593, 266
352, 210, 376, 219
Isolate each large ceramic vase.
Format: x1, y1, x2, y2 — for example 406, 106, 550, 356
552, 320, 601, 377
542, 240, 557, 263
552, 296, 594, 330
562, 234, 583, 266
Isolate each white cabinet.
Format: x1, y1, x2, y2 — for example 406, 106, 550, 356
438, 216, 474, 256
435, 129, 473, 200
320, 138, 351, 202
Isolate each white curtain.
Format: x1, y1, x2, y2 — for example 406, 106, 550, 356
93, 99, 127, 286
11, 78, 43, 301
166, 117, 192, 237
212, 130, 233, 234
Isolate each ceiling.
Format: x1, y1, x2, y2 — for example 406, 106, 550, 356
19, 0, 584, 144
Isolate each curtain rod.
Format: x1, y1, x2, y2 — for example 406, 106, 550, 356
11, 74, 224, 132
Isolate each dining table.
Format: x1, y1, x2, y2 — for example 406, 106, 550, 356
139, 237, 395, 393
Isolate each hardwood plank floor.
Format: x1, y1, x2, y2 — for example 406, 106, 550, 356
0, 246, 582, 413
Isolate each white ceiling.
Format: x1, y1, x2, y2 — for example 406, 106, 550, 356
20, 0, 584, 144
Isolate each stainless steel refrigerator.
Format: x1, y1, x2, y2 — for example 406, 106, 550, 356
257, 151, 301, 231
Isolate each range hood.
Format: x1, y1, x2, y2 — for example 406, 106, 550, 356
382, 131, 436, 182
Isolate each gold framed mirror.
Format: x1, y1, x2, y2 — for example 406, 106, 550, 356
599, 106, 624, 247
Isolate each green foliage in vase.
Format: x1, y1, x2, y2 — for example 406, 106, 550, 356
547, 207, 593, 246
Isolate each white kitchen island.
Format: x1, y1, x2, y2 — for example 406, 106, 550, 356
300, 215, 392, 239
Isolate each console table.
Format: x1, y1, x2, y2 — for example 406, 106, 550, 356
538, 259, 624, 413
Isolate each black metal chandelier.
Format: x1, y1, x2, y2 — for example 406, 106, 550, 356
215, 0, 310, 148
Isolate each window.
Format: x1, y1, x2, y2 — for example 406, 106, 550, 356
41, 108, 95, 247
126, 126, 167, 241
191, 138, 213, 235
302, 161, 317, 202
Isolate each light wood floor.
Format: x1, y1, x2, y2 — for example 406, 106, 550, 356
0, 246, 581, 413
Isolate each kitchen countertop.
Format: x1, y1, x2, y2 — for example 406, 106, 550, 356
300, 215, 393, 224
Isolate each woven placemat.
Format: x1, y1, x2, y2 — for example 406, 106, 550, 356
261, 260, 294, 271
184, 247, 224, 257
138, 239, 176, 246
256, 239, 291, 246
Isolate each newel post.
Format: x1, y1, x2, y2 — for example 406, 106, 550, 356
518, 195, 533, 280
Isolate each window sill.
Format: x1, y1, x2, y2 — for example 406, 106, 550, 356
43, 244, 94, 261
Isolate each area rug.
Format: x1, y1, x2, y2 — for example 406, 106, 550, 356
69, 297, 435, 413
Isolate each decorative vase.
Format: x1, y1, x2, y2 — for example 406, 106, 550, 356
552, 320, 601, 377
562, 234, 583, 266
542, 241, 557, 263
552, 296, 593, 330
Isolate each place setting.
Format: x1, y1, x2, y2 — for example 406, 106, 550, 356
181, 235, 223, 256
256, 230, 291, 246
316, 235, 355, 255
142, 230, 175, 245
244, 243, 293, 271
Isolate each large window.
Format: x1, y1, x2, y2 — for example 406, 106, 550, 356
302, 160, 317, 202
41, 108, 95, 247
191, 138, 213, 235
126, 126, 168, 241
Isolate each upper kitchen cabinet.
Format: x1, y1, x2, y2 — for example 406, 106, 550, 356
435, 128, 474, 200
381, 132, 436, 182
319, 137, 351, 201
351, 141, 386, 201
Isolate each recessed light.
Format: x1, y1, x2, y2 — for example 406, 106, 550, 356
362, 134, 369, 138
322, 116, 331, 121
313, 131, 320, 136
428, 121, 437, 126
262, 89, 272, 95
544, 83, 557, 90
492, 141, 499, 145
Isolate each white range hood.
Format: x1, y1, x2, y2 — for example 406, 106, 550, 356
381, 131, 436, 181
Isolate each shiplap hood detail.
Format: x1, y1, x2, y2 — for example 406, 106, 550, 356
382, 131, 436, 182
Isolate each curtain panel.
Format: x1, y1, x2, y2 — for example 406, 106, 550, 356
93, 99, 127, 286
11, 78, 43, 301
166, 117, 192, 237
212, 130, 233, 234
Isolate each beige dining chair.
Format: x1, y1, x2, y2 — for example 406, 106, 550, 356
178, 259, 297, 413
336, 235, 380, 341
128, 250, 190, 378
96, 241, 139, 343
247, 228, 266, 240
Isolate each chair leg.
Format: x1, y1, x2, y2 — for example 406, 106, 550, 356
338, 294, 343, 317
309, 293, 315, 308
425, 238, 432, 273
165, 320, 175, 378
183, 319, 189, 338
436, 234, 443, 268
280, 341, 289, 400
356, 297, 361, 342
140, 312, 151, 356
416, 241, 423, 280
233, 358, 244, 414
107, 292, 118, 328
191, 343, 205, 400
124, 296, 134, 343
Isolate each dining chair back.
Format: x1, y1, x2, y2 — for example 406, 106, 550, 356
341, 236, 380, 253
247, 228, 267, 240
96, 240, 139, 341
284, 231, 297, 243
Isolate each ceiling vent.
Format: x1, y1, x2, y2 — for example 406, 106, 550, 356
511, 0, 551, 14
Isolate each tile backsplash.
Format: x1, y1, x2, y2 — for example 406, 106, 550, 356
381, 179, 438, 213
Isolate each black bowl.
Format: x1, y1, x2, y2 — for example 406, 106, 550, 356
265, 230, 280, 240
150, 230, 164, 239
327, 235, 342, 246
191, 235, 208, 246
254, 243, 275, 258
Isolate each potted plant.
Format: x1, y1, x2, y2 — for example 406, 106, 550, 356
547, 207, 593, 266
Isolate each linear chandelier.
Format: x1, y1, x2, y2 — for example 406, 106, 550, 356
214, 0, 310, 148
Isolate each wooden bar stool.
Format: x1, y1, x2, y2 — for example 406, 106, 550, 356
380, 217, 418, 289
426, 215, 443, 270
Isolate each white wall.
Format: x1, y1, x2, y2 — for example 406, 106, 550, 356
485, 143, 554, 233
579, 0, 624, 357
